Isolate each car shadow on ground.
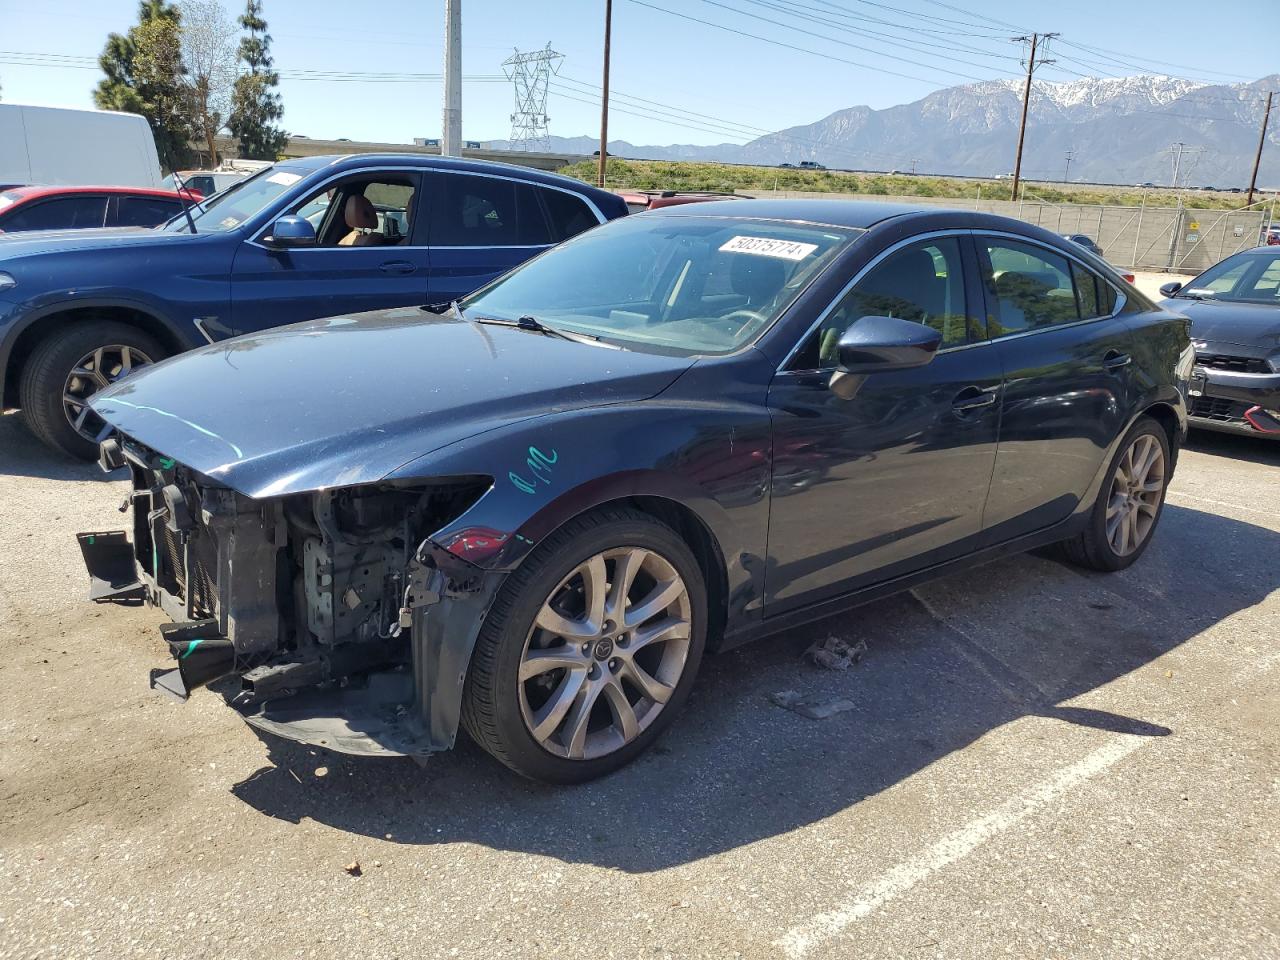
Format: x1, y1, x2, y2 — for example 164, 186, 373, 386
227, 502, 1277, 873
0, 411, 113, 481
1184, 428, 1280, 467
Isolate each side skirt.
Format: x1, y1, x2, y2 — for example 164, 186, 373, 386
718, 512, 1089, 652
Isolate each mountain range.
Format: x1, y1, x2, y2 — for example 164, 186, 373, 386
486, 74, 1280, 187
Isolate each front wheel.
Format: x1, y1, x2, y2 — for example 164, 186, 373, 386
1061, 416, 1170, 572
461, 507, 707, 783
18, 320, 164, 459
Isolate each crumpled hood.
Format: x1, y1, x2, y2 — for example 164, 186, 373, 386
1161, 297, 1280, 350
91, 308, 695, 498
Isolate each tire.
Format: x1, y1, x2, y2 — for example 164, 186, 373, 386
462, 506, 707, 783
18, 320, 165, 460
1061, 415, 1170, 572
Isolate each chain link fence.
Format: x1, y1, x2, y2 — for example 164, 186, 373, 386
713, 188, 1279, 273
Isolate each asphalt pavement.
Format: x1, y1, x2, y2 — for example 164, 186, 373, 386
0, 403, 1276, 960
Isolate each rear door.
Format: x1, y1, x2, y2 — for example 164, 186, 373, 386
228, 170, 429, 334
977, 234, 1141, 542
423, 172, 595, 304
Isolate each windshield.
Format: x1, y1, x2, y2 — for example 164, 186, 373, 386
161, 166, 308, 233
1180, 250, 1280, 305
462, 215, 860, 355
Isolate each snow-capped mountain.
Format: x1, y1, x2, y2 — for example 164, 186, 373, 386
489, 73, 1279, 186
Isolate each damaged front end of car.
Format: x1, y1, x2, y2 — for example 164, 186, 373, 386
78, 436, 504, 759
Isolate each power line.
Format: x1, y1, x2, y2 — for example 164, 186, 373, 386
621, 0, 951, 88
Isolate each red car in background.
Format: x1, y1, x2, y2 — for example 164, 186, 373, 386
617, 190, 741, 214
0, 185, 201, 234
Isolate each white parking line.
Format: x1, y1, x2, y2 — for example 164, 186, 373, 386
774, 734, 1148, 959
1167, 490, 1276, 521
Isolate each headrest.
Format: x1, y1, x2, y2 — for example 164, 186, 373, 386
345, 194, 377, 230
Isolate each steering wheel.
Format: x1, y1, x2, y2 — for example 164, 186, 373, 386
719, 308, 769, 337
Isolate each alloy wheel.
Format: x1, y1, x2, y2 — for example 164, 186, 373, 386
518, 547, 692, 760
62, 345, 153, 442
1105, 433, 1166, 557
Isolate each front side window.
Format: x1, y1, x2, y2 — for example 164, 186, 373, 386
429, 175, 554, 246
281, 175, 419, 246
117, 195, 180, 228
2, 195, 107, 231
791, 237, 974, 370
463, 215, 858, 356
982, 239, 1088, 335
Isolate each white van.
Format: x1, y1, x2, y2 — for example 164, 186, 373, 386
0, 103, 163, 188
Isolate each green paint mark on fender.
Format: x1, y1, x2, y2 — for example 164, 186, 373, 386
180, 638, 205, 659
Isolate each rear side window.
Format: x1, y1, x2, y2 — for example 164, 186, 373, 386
116, 196, 181, 227
539, 188, 598, 241
429, 175, 554, 246
3, 196, 108, 231
982, 239, 1089, 335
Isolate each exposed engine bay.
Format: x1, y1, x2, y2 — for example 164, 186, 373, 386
78, 437, 498, 757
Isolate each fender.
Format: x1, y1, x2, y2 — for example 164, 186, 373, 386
0, 295, 201, 400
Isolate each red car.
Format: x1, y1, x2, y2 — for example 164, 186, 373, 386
618, 190, 741, 214
0, 185, 202, 234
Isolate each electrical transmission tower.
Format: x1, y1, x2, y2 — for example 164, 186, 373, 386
501, 44, 564, 152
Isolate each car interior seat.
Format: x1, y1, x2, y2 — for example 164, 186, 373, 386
338, 194, 384, 246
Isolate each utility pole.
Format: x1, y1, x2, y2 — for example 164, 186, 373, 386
597, 0, 612, 188
1170, 141, 1185, 189
1246, 91, 1273, 206
442, 0, 462, 157
1063, 148, 1074, 183
910, 158, 918, 175
1010, 31, 1056, 201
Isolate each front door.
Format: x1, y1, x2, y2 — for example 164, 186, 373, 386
765, 234, 1003, 613
228, 172, 429, 336
975, 234, 1141, 542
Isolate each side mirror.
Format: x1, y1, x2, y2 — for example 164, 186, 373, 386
1158, 281, 1182, 297
266, 215, 316, 248
836, 315, 943, 374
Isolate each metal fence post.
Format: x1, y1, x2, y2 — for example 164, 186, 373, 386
1131, 195, 1146, 269
1166, 199, 1183, 272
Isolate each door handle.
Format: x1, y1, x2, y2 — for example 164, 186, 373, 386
379, 260, 417, 275
952, 385, 997, 412
1103, 351, 1132, 370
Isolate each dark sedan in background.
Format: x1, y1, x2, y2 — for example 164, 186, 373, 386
79, 200, 1189, 784
1160, 246, 1280, 438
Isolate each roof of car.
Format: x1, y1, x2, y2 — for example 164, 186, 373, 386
1, 185, 187, 201
279, 153, 619, 201
639, 197, 955, 228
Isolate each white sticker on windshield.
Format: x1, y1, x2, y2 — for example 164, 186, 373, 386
266, 171, 302, 186
719, 235, 818, 261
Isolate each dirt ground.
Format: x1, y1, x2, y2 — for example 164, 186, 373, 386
1, 404, 1277, 960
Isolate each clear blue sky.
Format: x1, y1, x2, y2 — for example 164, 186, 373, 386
1, 0, 1276, 146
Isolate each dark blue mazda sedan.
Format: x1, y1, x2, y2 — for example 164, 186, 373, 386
0, 154, 625, 458
79, 200, 1191, 783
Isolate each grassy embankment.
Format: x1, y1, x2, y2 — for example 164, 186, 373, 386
559, 157, 1259, 210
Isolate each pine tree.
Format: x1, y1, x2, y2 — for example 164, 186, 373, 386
228, 0, 287, 160
93, 1, 198, 172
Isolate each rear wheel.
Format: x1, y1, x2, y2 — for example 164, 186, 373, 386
18, 320, 163, 459
1062, 416, 1170, 571
462, 507, 707, 783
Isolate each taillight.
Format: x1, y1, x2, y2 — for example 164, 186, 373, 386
1120, 272, 1135, 284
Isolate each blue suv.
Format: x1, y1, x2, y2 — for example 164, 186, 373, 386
0, 154, 626, 458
